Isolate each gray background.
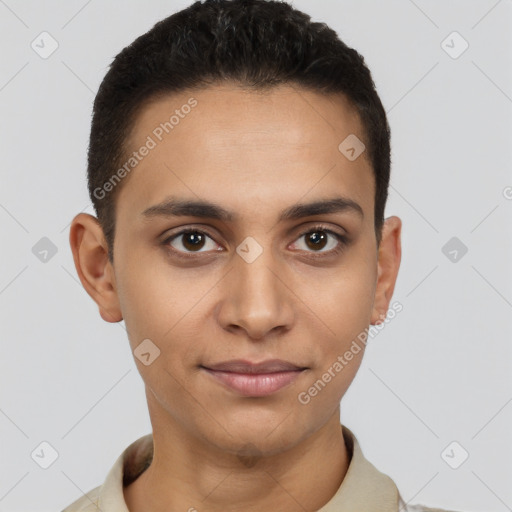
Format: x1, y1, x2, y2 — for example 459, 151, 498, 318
1, 1, 511, 511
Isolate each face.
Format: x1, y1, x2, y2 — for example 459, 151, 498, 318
71, 84, 401, 457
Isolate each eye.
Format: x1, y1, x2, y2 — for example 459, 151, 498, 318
162, 224, 348, 259
164, 229, 221, 255
290, 225, 347, 255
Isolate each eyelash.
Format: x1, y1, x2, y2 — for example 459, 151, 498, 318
161, 224, 348, 260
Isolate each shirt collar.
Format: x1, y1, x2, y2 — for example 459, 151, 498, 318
319, 424, 399, 511
91, 423, 399, 512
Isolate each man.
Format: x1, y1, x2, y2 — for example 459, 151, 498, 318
64, 1, 460, 510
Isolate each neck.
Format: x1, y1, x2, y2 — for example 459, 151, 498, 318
124, 403, 349, 512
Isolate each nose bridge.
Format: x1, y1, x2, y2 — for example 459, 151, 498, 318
218, 237, 293, 339
237, 245, 279, 301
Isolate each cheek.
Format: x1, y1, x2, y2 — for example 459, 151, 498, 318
302, 246, 377, 402
297, 278, 373, 415
309, 255, 377, 342
114, 251, 216, 374
331, 278, 375, 338
114, 250, 177, 349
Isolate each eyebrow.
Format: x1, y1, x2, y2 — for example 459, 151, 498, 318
141, 196, 364, 223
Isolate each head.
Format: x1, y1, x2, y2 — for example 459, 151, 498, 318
70, 0, 401, 458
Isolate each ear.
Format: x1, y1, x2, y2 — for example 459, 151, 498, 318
69, 213, 122, 323
370, 216, 402, 325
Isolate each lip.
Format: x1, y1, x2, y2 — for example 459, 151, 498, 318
201, 359, 307, 397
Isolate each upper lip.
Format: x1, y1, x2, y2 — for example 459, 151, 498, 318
202, 359, 306, 374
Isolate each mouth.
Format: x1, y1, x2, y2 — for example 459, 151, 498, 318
200, 359, 308, 397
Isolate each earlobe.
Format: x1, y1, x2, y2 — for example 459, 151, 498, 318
370, 216, 402, 325
69, 213, 123, 323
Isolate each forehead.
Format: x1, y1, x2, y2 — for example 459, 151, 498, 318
116, 84, 374, 224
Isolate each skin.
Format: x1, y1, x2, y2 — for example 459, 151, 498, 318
69, 83, 401, 512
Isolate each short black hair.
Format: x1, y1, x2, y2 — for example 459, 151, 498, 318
88, 0, 391, 262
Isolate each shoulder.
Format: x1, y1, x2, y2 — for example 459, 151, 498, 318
399, 496, 464, 512
60, 434, 153, 512
60, 485, 101, 512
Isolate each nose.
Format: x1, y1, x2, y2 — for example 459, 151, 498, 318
216, 246, 295, 341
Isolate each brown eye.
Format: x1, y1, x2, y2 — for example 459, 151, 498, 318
164, 229, 220, 254
181, 231, 206, 251
304, 231, 328, 251
292, 227, 345, 254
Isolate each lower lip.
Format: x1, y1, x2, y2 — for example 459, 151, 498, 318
202, 368, 305, 397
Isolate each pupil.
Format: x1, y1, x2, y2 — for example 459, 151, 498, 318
307, 231, 327, 250
184, 232, 204, 251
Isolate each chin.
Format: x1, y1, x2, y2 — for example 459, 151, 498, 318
198, 408, 310, 456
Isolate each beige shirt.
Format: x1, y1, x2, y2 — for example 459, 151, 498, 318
62, 424, 459, 512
